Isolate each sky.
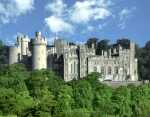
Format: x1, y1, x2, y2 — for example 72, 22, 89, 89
0, 0, 150, 46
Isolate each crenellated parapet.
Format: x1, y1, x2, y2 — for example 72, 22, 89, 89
8, 32, 138, 82
32, 32, 47, 70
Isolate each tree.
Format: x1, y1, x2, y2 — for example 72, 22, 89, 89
96, 39, 110, 55
57, 85, 73, 110
25, 70, 57, 117
86, 38, 98, 48
138, 41, 150, 80
86, 72, 102, 88
73, 80, 93, 111
111, 86, 132, 117
131, 84, 150, 117
0, 41, 8, 69
117, 38, 130, 49
57, 108, 91, 117
0, 88, 33, 116
93, 84, 113, 116
54, 85, 74, 117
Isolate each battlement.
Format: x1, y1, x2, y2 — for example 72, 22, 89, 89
8, 32, 138, 82
33, 32, 47, 45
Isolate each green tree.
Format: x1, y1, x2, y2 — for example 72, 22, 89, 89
57, 108, 91, 117
0, 64, 29, 79
86, 38, 98, 48
54, 85, 74, 117
131, 84, 150, 117
86, 72, 102, 88
117, 38, 130, 49
111, 86, 132, 117
57, 85, 73, 110
73, 80, 94, 111
0, 88, 33, 116
96, 39, 110, 55
0, 41, 8, 69
93, 84, 113, 116
138, 41, 150, 80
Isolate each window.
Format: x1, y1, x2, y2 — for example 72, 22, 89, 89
108, 66, 112, 75
115, 67, 118, 74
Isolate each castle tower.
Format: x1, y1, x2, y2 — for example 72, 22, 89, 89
9, 46, 21, 65
32, 32, 47, 70
21, 35, 30, 56
129, 42, 138, 81
9, 36, 22, 65
79, 45, 88, 78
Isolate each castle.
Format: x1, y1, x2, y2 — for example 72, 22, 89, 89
9, 32, 138, 82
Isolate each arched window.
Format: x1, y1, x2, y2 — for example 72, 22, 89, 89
108, 66, 112, 75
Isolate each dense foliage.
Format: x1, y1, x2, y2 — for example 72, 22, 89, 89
0, 64, 149, 117
0, 40, 8, 69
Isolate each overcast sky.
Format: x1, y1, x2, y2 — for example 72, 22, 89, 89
0, 0, 150, 46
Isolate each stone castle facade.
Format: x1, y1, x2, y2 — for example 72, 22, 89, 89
9, 32, 138, 82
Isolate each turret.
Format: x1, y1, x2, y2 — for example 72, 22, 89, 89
129, 42, 137, 81
9, 46, 21, 65
9, 36, 22, 65
32, 32, 47, 70
16, 35, 30, 56
79, 45, 87, 78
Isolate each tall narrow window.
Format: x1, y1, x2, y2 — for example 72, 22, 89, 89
108, 66, 112, 75
115, 67, 118, 74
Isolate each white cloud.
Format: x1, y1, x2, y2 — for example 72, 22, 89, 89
70, 1, 94, 23
94, 8, 111, 20
118, 7, 136, 29
45, 0, 67, 17
87, 26, 94, 31
99, 23, 107, 30
45, 0, 73, 34
45, 0, 136, 34
0, 0, 34, 24
14, 0, 34, 14
45, 16, 73, 33
45, 0, 113, 34
70, 0, 112, 23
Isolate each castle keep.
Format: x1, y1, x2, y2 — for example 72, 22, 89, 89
9, 32, 138, 82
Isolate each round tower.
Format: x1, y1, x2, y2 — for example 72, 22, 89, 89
9, 46, 21, 65
32, 32, 47, 70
